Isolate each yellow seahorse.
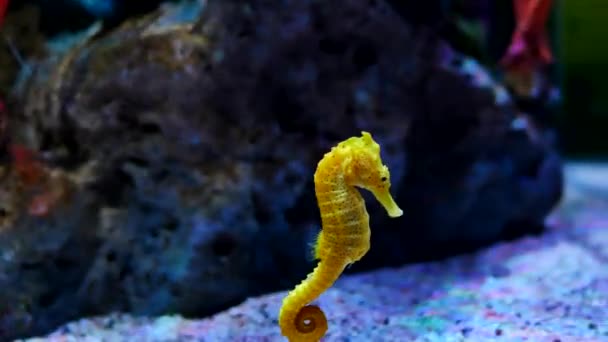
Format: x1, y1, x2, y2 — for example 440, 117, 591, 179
278, 131, 403, 341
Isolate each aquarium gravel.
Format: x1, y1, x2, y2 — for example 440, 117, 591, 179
21, 163, 608, 342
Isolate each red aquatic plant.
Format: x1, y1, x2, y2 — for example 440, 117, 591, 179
0, 0, 7, 28
500, 0, 553, 72
0, 0, 8, 131
500, 0, 554, 97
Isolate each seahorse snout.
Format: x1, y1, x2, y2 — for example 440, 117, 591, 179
371, 189, 403, 218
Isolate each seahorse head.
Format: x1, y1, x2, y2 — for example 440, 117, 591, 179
339, 131, 403, 218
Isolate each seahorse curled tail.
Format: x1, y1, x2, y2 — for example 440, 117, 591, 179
278, 254, 346, 342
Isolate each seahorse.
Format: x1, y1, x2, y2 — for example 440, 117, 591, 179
278, 131, 403, 342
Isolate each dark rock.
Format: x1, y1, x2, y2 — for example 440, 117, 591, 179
0, 0, 562, 340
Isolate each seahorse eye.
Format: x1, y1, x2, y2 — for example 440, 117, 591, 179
381, 176, 387, 182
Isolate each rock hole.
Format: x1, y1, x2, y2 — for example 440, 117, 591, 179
105, 250, 117, 263
170, 284, 182, 297
59, 126, 86, 167
53, 256, 78, 271
39, 131, 55, 152
501, 219, 545, 241
20, 261, 43, 271
375, 109, 388, 119
253, 195, 273, 225
284, 172, 300, 187
38, 291, 56, 308
92, 167, 133, 206
118, 264, 132, 281
284, 191, 316, 227
237, 28, 252, 38
318, 37, 348, 55
211, 232, 237, 257
152, 169, 170, 182
352, 43, 377, 72
125, 156, 149, 168
312, 15, 326, 32
345, 104, 354, 116
521, 155, 543, 179
163, 219, 179, 232
248, 128, 265, 145
138, 123, 162, 134
449, 56, 464, 69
